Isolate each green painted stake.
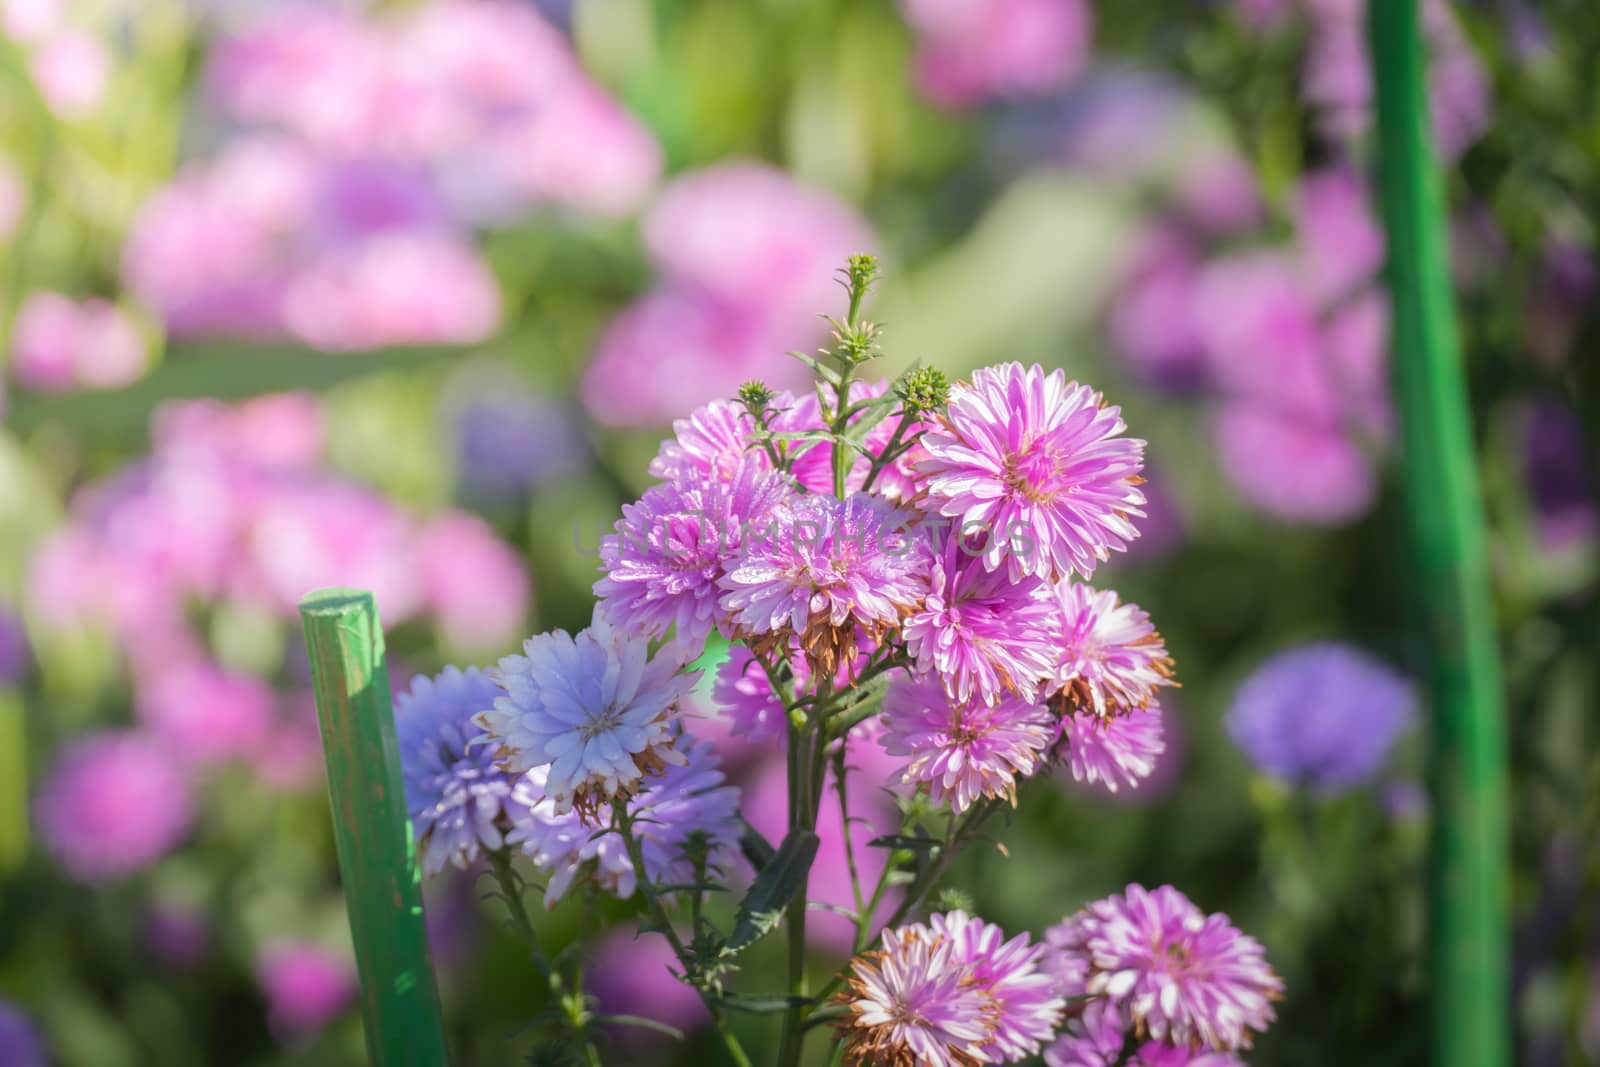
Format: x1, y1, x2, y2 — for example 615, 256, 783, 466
299, 588, 449, 1066
1367, 2, 1510, 1065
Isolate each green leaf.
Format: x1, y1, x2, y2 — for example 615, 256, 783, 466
866, 834, 942, 852
844, 359, 921, 441
738, 817, 778, 872
722, 829, 819, 957
785, 349, 841, 387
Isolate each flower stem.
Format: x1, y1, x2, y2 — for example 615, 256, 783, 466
610, 800, 754, 1067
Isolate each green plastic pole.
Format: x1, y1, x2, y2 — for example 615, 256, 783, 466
299, 588, 449, 1066
1367, 3, 1510, 1065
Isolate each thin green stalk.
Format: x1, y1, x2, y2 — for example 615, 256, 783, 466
1367, 3, 1509, 1065
610, 800, 753, 1067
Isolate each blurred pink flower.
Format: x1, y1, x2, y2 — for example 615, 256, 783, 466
493, 81, 662, 218
1212, 404, 1375, 523
35, 731, 193, 882
587, 163, 874, 426
255, 942, 357, 1039
282, 232, 499, 351
1, 0, 61, 42
904, 0, 1091, 108
1109, 227, 1207, 394
1293, 168, 1384, 306
29, 29, 109, 119
136, 662, 275, 767
415, 513, 529, 653
10, 291, 149, 393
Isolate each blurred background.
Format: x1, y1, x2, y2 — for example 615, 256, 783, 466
0, 0, 1595, 1063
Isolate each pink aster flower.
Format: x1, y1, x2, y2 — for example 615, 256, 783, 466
596, 460, 797, 646
35, 731, 193, 882
920, 363, 1146, 581
1052, 884, 1282, 1052
835, 922, 995, 1067
255, 941, 357, 1040
880, 673, 1055, 812
477, 613, 698, 818
719, 492, 929, 677
1059, 706, 1166, 794
903, 532, 1057, 706
931, 911, 1066, 1061
1049, 583, 1175, 716
648, 395, 774, 484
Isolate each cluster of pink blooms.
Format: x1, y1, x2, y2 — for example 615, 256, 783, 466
123, 0, 659, 351
27, 392, 528, 880
583, 162, 874, 425
8, 291, 150, 393
1110, 163, 1395, 524
898, 0, 1093, 109
403, 258, 1278, 1063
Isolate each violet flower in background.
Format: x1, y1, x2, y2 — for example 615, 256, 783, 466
255, 941, 358, 1041
1226, 642, 1415, 794
1520, 398, 1597, 552
144, 902, 213, 970
0, 605, 28, 684
443, 367, 586, 501
34, 731, 193, 882
0, 998, 47, 1067
585, 925, 711, 1040
583, 162, 874, 426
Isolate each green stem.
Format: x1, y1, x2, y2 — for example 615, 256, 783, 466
611, 800, 753, 1067
1368, 3, 1509, 1065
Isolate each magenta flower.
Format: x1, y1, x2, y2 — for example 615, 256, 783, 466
135, 662, 275, 767
478, 614, 698, 818
920, 362, 1146, 581
585, 924, 711, 1039
649, 396, 774, 485
719, 492, 929, 676
255, 942, 357, 1040
9, 291, 149, 393
835, 922, 995, 1067
1059, 706, 1166, 794
1050, 884, 1282, 1052
596, 460, 797, 646
1049, 583, 1175, 717
903, 533, 1056, 706
415, 513, 530, 655
880, 673, 1055, 812
769, 379, 925, 497
710, 644, 792, 744
903, 0, 1092, 109
930, 911, 1066, 1061
35, 731, 192, 882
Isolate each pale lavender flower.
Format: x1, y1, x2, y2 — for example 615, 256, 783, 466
596, 460, 797, 646
880, 673, 1055, 811
508, 736, 741, 905
0, 998, 46, 1067
834, 921, 995, 1067
396, 665, 526, 875
719, 492, 929, 677
1048, 583, 1174, 716
920, 362, 1146, 581
1225, 642, 1415, 793
477, 614, 698, 817
35, 731, 192, 882
1060, 706, 1165, 794
903, 532, 1057, 705
255, 942, 357, 1039
1049, 884, 1282, 1051
931, 910, 1066, 1061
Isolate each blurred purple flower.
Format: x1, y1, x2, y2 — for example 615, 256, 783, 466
35, 731, 193, 882
444, 370, 586, 499
585, 925, 711, 1039
255, 942, 357, 1040
0, 605, 29, 685
1294, 167, 1384, 306
1109, 227, 1208, 395
0, 998, 47, 1067
1521, 398, 1597, 551
1226, 642, 1415, 793
1211, 404, 1376, 524
145, 902, 213, 969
